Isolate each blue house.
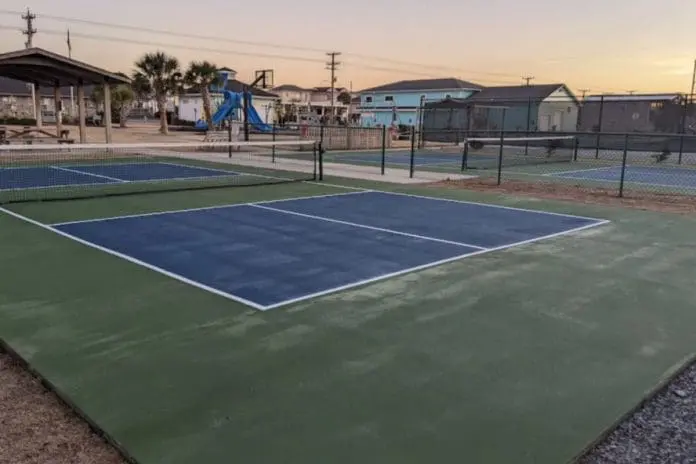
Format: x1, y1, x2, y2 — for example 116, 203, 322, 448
358, 78, 482, 127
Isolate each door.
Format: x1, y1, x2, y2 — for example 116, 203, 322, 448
539, 114, 551, 131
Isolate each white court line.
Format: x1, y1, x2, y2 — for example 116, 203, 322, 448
51, 166, 127, 183
327, 188, 608, 223
262, 218, 610, 310
0, 206, 267, 311
546, 173, 696, 190
251, 203, 486, 250
50, 190, 373, 226
546, 165, 622, 176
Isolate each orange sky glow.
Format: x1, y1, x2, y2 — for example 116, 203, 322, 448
1, 0, 695, 95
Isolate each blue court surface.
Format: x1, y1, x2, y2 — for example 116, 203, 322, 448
550, 165, 696, 189
0, 162, 238, 190
51, 190, 607, 310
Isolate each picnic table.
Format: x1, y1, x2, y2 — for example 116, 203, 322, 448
0, 126, 74, 145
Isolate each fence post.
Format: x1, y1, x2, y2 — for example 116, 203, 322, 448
318, 142, 324, 181
409, 125, 416, 179
595, 95, 604, 159
319, 123, 325, 149
460, 140, 469, 171
312, 141, 317, 180
271, 123, 276, 163
496, 108, 507, 185
381, 125, 387, 175
618, 133, 629, 198
678, 133, 685, 165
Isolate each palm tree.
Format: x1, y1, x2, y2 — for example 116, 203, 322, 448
91, 84, 135, 128
133, 52, 182, 134
184, 61, 219, 125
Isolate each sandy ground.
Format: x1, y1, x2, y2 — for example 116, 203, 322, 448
0, 351, 126, 464
3, 122, 205, 144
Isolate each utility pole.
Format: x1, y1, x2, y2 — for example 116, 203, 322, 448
626, 90, 636, 95
22, 9, 37, 121
578, 89, 590, 100
326, 52, 341, 124
690, 59, 696, 104
22, 8, 37, 48
522, 75, 534, 86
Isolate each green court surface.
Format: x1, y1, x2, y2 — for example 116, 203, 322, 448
2, 177, 696, 463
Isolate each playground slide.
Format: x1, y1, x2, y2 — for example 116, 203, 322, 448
244, 102, 272, 132
195, 90, 271, 132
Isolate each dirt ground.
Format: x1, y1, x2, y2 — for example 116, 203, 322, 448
0, 351, 126, 464
432, 177, 696, 215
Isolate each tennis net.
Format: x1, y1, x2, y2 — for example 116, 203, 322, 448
462, 135, 577, 169
0, 140, 321, 204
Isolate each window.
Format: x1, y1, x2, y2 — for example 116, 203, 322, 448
385, 96, 394, 102
365, 96, 373, 103
445, 94, 451, 99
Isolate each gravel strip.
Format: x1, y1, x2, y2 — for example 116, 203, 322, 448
579, 360, 696, 463
0, 351, 126, 464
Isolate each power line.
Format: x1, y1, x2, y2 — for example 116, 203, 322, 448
0, 10, 640, 93
0, 9, 593, 86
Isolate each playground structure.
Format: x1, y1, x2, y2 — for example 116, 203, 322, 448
195, 69, 272, 133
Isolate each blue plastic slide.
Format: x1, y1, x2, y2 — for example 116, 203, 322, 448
195, 90, 271, 132
244, 97, 272, 132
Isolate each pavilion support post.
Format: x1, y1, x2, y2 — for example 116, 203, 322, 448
54, 84, 63, 139
34, 84, 43, 129
103, 82, 113, 144
77, 82, 87, 143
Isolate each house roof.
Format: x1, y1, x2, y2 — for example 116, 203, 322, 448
0, 76, 94, 97
0, 47, 129, 86
360, 78, 482, 93
184, 79, 278, 98
272, 84, 309, 92
465, 84, 574, 103
585, 93, 682, 102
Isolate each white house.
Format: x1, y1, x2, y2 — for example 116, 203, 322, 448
178, 69, 279, 125
272, 84, 350, 124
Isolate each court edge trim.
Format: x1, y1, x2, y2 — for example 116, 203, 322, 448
262, 218, 611, 310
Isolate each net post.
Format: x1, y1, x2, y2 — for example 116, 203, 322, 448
227, 119, 232, 158
678, 133, 685, 165
380, 125, 387, 175
271, 123, 276, 163
573, 136, 579, 161
618, 133, 629, 198
496, 109, 507, 185
409, 125, 416, 179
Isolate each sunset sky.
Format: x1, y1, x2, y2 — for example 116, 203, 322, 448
1, 0, 695, 95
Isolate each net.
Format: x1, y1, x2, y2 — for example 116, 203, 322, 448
0, 140, 320, 204
461, 135, 576, 169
